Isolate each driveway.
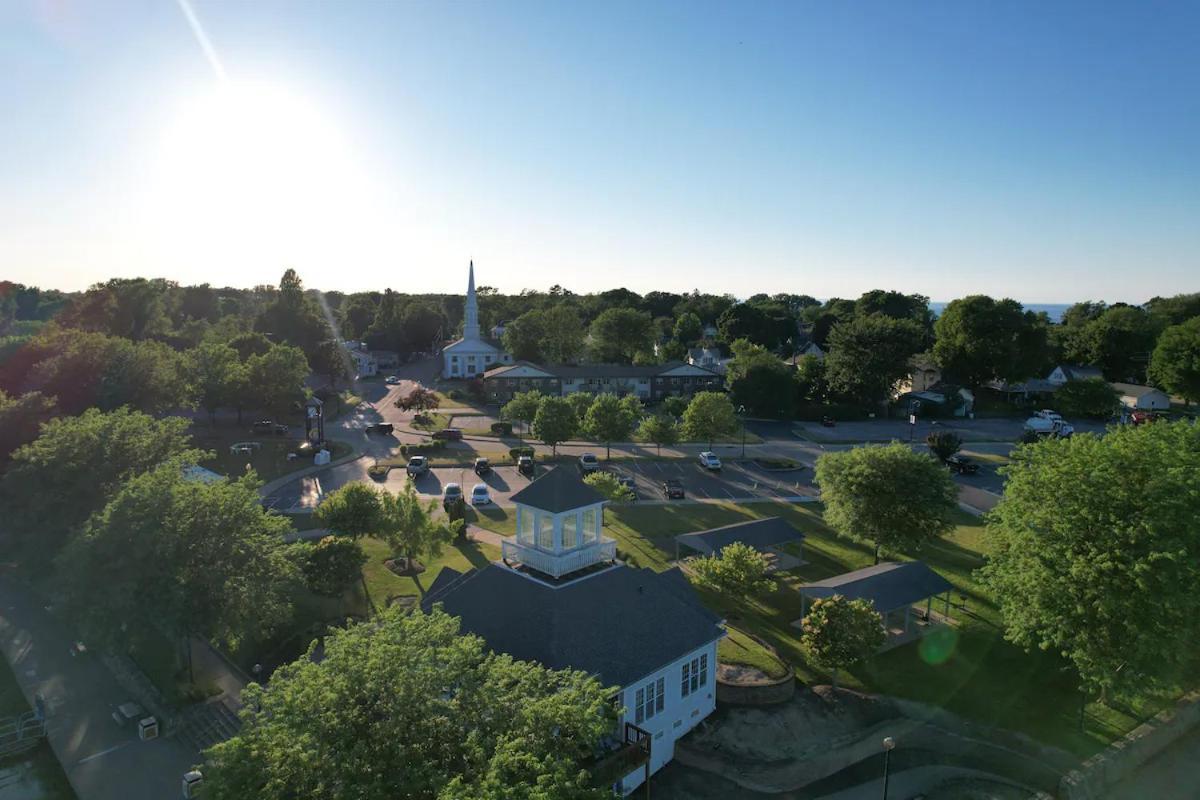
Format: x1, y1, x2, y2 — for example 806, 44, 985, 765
0, 578, 199, 800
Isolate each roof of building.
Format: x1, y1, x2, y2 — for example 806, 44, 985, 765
987, 378, 1060, 394
1110, 382, 1168, 398
1053, 365, 1103, 381
676, 517, 805, 556
422, 562, 724, 687
509, 464, 607, 513
799, 561, 953, 613
485, 360, 721, 380
181, 465, 224, 484
443, 337, 504, 354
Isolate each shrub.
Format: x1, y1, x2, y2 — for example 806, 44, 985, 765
367, 464, 391, 480
400, 441, 446, 457
466, 379, 485, 400
491, 421, 514, 436
509, 446, 535, 462
583, 472, 635, 502
925, 430, 962, 461
447, 389, 463, 400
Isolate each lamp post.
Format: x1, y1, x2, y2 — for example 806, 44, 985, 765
881, 736, 896, 800
737, 405, 747, 459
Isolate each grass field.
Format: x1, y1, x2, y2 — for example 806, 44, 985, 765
197, 433, 354, 483
0, 658, 76, 800
474, 500, 1185, 757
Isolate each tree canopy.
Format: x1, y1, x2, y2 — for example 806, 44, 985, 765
824, 314, 924, 405
681, 391, 737, 449
532, 396, 578, 454
317, 482, 460, 570
933, 295, 1049, 388
979, 422, 1200, 697
815, 443, 958, 563
1148, 317, 1200, 405
800, 595, 885, 688
588, 308, 654, 363
199, 606, 617, 800
581, 393, 637, 459
688, 541, 774, 600
1053, 378, 1119, 419
636, 414, 679, 455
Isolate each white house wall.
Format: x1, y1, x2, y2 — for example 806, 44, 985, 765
616, 638, 721, 795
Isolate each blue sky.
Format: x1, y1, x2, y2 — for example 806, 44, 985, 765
1, 1, 1197, 302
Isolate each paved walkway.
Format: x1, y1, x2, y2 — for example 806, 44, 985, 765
0, 577, 199, 800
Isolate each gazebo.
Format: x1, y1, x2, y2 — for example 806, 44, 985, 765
674, 517, 805, 570
796, 561, 954, 646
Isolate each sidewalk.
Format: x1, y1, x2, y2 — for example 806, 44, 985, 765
0, 577, 199, 800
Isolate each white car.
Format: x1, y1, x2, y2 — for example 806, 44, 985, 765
385, 376, 401, 385
471, 484, 491, 505
698, 451, 722, 471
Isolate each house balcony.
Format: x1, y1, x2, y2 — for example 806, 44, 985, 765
502, 537, 617, 579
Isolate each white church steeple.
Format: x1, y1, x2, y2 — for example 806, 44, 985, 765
463, 260, 480, 341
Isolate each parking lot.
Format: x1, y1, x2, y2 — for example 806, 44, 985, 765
607, 459, 815, 503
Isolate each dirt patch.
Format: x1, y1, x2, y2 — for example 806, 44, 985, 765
718, 664, 776, 686
384, 558, 426, 577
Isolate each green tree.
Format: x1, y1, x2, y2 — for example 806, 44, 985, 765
661, 395, 688, 418
198, 606, 616, 800
581, 393, 636, 459
0, 390, 56, 464
979, 422, 1200, 699
293, 536, 369, 597
824, 314, 924, 405
726, 341, 797, 418
57, 466, 295, 677
1148, 317, 1200, 405
800, 595, 885, 688
227, 331, 272, 360
540, 305, 586, 363
186, 341, 243, 425
925, 430, 962, 462
311, 338, 350, 387
317, 482, 460, 573
933, 295, 1050, 388
688, 541, 774, 600
532, 396, 577, 455
681, 391, 737, 449
637, 414, 679, 456
815, 443, 958, 563
246, 344, 310, 418
396, 386, 441, 413
794, 354, 826, 403
501, 309, 546, 362
673, 312, 703, 345
338, 294, 378, 340
1064, 305, 1160, 383
500, 390, 543, 435
1, 409, 201, 560
589, 308, 654, 363
566, 391, 594, 423
1054, 378, 1120, 419
583, 471, 634, 502
255, 269, 327, 357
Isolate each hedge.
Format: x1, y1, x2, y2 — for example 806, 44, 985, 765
401, 441, 447, 456
508, 446, 535, 462
491, 421, 514, 436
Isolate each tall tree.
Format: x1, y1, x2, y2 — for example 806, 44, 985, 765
255, 269, 327, 357
824, 315, 923, 405
532, 396, 577, 455
1054, 378, 1120, 419
933, 295, 1049, 388
292, 536, 369, 598
815, 443, 958, 563
800, 596, 885, 689
636, 414, 679, 456
681, 391, 737, 450
338, 294, 379, 341
0, 390, 56, 464
1148, 317, 1200, 405
582, 393, 636, 459
245, 344, 310, 418
56, 467, 295, 676
673, 312, 703, 345
500, 390, 543, 435
540, 305, 586, 363
198, 607, 616, 800
2, 409, 201, 559
980, 422, 1200, 698
317, 482, 459, 572
186, 341, 243, 425
589, 308, 654, 363
726, 340, 797, 418
1063, 305, 1160, 383
688, 542, 774, 600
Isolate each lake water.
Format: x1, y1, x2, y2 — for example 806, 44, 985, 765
929, 302, 1070, 323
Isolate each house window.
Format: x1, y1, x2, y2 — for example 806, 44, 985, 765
562, 513, 578, 549
451, 356, 459, 363
682, 654, 708, 696
681, 662, 690, 697
636, 677, 664, 723
699, 654, 708, 688
635, 688, 645, 724
656, 677, 664, 714
536, 514, 553, 550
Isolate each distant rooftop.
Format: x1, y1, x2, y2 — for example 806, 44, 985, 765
800, 561, 952, 613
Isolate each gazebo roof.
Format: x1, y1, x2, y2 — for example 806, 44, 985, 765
675, 517, 804, 556
799, 561, 952, 613
509, 465, 606, 514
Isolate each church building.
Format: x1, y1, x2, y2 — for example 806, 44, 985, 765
441, 261, 512, 379
423, 466, 725, 794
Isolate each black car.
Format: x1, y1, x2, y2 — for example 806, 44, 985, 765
517, 455, 535, 477
252, 419, 275, 434
366, 422, 394, 435
618, 476, 637, 500
432, 428, 463, 441
662, 479, 685, 499
474, 457, 491, 476
946, 455, 979, 475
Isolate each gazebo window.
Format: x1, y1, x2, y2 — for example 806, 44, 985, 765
582, 507, 598, 542
562, 513, 579, 549
536, 514, 553, 550
517, 508, 534, 544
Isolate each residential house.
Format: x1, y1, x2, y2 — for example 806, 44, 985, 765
490, 321, 507, 339
686, 347, 732, 375
701, 323, 719, 340
442, 261, 514, 378
795, 341, 825, 361
423, 467, 725, 795
1110, 382, 1171, 411
343, 345, 378, 377
483, 361, 723, 404
893, 355, 941, 396
1047, 364, 1103, 386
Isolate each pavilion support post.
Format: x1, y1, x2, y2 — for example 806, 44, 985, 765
925, 596, 932, 622
904, 606, 911, 633
944, 591, 951, 620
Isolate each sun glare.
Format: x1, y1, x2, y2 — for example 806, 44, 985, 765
145, 80, 395, 283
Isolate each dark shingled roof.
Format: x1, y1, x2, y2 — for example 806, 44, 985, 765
799, 561, 953, 613
675, 517, 805, 556
485, 361, 721, 380
509, 465, 607, 513
422, 563, 724, 688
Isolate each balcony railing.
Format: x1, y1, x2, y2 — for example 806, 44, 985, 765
502, 537, 617, 579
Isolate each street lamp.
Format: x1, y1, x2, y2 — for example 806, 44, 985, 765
737, 405, 747, 459
881, 736, 896, 800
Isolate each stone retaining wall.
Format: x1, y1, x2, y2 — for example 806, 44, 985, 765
1058, 691, 1200, 799
716, 668, 796, 706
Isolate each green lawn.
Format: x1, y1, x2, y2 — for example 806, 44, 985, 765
359, 536, 499, 607
719, 626, 789, 679
477, 499, 1185, 758
0, 657, 76, 800
198, 434, 354, 483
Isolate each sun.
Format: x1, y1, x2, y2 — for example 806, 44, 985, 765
144, 80, 393, 283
